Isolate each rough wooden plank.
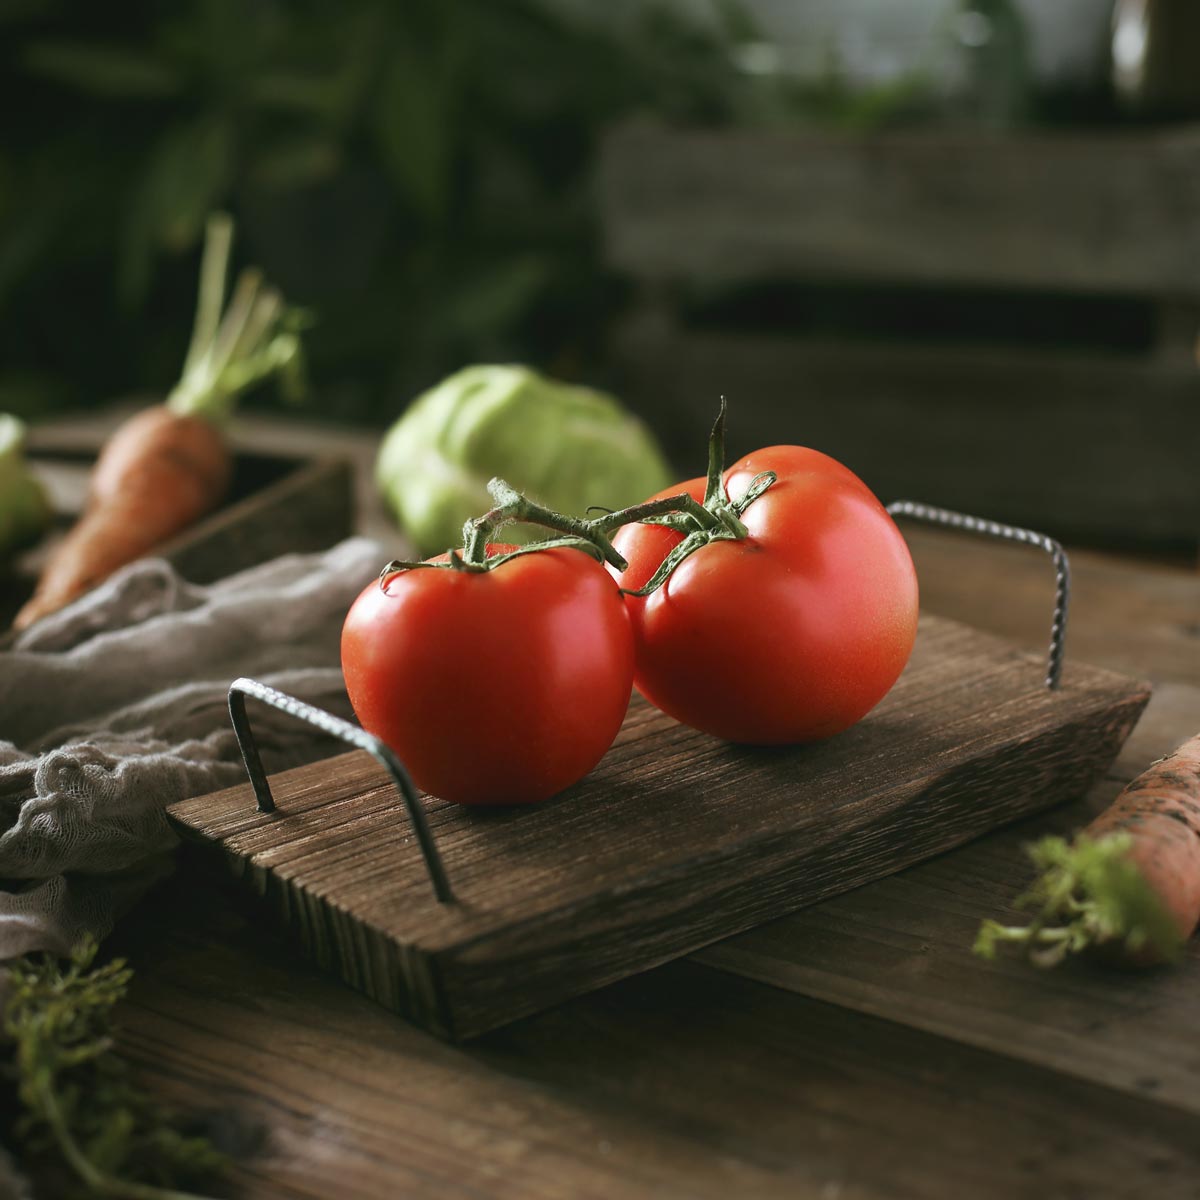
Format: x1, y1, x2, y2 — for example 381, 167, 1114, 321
103, 876, 1200, 1200
600, 122, 1200, 296
32, 416, 1191, 1200
615, 330, 1200, 550
155, 457, 355, 585
696, 682, 1200, 1115
168, 615, 1148, 1039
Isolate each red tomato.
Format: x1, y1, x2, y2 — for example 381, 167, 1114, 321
341, 544, 634, 805
610, 446, 918, 744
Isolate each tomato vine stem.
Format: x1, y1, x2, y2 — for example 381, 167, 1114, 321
619, 398, 775, 598
376, 398, 776, 591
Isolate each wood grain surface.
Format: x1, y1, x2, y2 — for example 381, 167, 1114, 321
705, 451, 1200, 1121
599, 124, 1200, 554
697, 682, 1200, 1111
14, 411, 1197, 1200
168, 615, 1148, 1039
901, 527, 1200, 684
612, 329, 1200, 551
108, 876, 1200, 1200
600, 122, 1200, 296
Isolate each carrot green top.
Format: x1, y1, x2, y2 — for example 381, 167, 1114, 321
166, 213, 306, 424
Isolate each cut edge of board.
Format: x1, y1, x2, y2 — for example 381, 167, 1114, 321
200, 840, 456, 1036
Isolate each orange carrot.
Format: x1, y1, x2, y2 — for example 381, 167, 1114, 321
13, 407, 230, 628
12, 214, 304, 631
976, 733, 1200, 968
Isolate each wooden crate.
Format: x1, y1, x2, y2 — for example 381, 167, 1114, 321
2, 435, 355, 630
599, 122, 1200, 556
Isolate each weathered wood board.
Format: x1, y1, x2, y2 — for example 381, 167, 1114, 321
696, 681, 1200, 1115
112, 893, 1200, 1200
167, 615, 1150, 1040
599, 123, 1200, 556
613, 330, 1200, 552
600, 122, 1200, 296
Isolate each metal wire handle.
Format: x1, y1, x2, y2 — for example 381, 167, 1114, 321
227, 677, 454, 902
886, 500, 1070, 691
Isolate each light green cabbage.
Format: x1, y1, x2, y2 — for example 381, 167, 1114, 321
0, 415, 52, 559
377, 365, 673, 555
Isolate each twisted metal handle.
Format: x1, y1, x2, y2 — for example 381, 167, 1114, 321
227, 678, 454, 902
886, 501, 1070, 691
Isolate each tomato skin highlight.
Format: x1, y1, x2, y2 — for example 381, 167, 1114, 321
341, 544, 634, 805
611, 446, 919, 745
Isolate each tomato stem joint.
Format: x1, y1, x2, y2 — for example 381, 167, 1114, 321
620, 399, 777, 598
376, 399, 777, 595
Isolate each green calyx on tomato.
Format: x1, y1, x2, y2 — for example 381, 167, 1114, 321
373, 477, 631, 589
617, 398, 775, 598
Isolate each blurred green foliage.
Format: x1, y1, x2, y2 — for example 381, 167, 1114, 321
0, 0, 767, 423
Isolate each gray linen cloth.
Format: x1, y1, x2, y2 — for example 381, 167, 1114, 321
0, 537, 383, 962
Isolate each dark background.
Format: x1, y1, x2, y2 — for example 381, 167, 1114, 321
3, 0, 1198, 554
1, 0, 757, 422
0, 0, 1134, 420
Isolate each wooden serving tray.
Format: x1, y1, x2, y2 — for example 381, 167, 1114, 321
167, 615, 1150, 1040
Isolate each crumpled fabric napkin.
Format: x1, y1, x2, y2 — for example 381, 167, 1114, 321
0, 537, 383, 963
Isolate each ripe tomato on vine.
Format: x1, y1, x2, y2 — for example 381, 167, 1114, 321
342, 542, 634, 806
609, 408, 918, 744
343, 403, 918, 806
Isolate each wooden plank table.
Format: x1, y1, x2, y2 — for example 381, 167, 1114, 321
20, 413, 1200, 1198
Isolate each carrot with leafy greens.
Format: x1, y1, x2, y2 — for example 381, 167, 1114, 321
976, 732, 1200, 967
13, 214, 304, 631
